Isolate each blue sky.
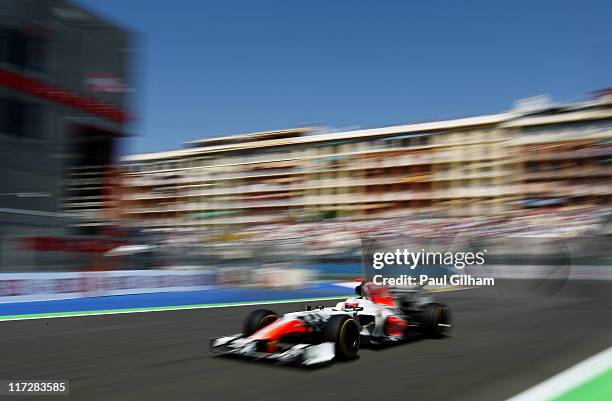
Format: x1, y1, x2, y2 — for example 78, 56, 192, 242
76, 0, 612, 154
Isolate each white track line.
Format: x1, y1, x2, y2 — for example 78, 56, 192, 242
0, 296, 349, 322
504, 345, 612, 401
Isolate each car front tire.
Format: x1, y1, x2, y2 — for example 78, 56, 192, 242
243, 309, 279, 336
323, 315, 360, 360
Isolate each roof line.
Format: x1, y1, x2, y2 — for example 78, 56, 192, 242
122, 112, 510, 162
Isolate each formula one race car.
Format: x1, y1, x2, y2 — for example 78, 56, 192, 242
209, 281, 451, 366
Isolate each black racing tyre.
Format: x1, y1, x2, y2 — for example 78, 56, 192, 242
421, 303, 452, 338
323, 315, 360, 360
243, 309, 279, 336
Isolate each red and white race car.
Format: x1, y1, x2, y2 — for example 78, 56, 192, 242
209, 282, 451, 366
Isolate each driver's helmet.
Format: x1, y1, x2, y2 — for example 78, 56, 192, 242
337, 297, 362, 311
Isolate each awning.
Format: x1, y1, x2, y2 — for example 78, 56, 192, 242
188, 210, 239, 219
524, 198, 566, 207
318, 203, 393, 211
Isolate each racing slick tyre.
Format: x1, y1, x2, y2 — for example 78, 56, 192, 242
421, 303, 451, 338
323, 315, 360, 360
243, 309, 279, 336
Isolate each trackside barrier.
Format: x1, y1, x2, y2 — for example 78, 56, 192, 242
0, 270, 218, 303
252, 267, 316, 289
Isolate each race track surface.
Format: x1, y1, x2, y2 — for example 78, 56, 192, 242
1, 281, 611, 401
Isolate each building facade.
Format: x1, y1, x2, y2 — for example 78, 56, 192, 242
0, 0, 133, 270
120, 96, 612, 235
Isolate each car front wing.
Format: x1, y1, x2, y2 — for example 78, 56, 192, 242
209, 335, 335, 366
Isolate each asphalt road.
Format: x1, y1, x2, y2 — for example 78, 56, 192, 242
1, 281, 611, 401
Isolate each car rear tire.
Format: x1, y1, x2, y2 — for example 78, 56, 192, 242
421, 303, 451, 338
243, 309, 279, 336
323, 315, 360, 360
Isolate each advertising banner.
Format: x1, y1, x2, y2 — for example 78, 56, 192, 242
0, 270, 217, 303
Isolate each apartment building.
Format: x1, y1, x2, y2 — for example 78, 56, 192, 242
120, 96, 612, 234
506, 98, 612, 210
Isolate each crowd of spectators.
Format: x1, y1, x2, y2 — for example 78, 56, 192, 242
242, 204, 608, 237
153, 205, 611, 262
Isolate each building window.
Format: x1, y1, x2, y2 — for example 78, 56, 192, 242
0, 97, 43, 138
0, 27, 48, 72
